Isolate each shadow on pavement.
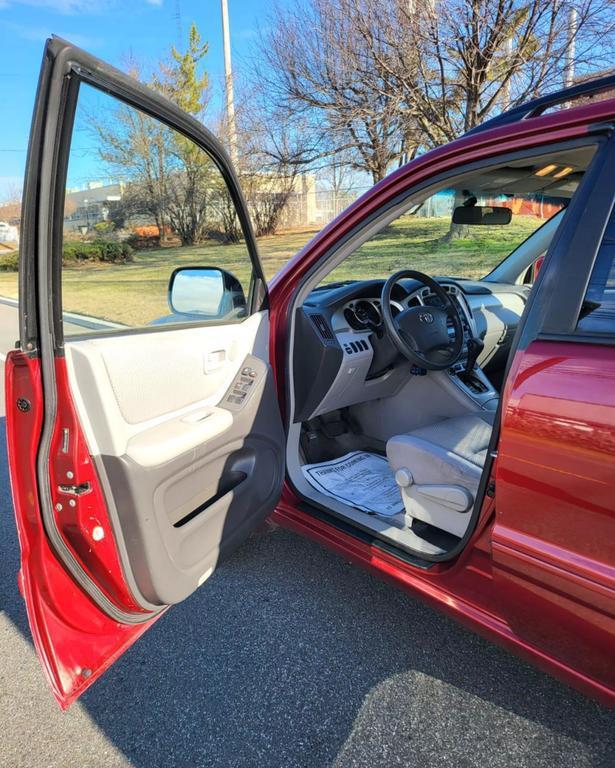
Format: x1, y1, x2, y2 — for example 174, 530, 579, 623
1, 416, 614, 767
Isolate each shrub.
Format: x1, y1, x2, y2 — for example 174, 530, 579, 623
62, 240, 134, 265
0, 241, 134, 271
126, 226, 161, 249
93, 220, 115, 235
0, 251, 19, 271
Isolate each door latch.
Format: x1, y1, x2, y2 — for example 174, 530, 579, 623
57, 482, 91, 496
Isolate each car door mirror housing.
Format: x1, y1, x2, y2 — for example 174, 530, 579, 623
168, 267, 247, 320
452, 205, 512, 225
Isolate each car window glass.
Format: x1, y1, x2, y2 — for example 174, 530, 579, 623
317, 147, 599, 288
61, 82, 253, 337
577, 203, 615, 334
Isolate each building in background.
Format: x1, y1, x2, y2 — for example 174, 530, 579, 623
64, 181, 125, 232
0, 221, 19, 246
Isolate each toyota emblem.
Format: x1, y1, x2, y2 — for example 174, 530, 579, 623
419, 312, 434, 324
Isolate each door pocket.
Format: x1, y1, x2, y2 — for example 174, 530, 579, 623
172, 470, 248, 527
162, 447, 257, 529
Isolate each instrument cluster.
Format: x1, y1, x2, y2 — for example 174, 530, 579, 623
343, 298, 402, 330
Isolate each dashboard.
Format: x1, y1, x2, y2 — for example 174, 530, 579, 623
292, 276, 529, 422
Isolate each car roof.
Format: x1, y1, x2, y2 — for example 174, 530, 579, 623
467, 72, 615, 137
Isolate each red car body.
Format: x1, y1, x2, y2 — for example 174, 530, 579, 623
5, 39, 615, 709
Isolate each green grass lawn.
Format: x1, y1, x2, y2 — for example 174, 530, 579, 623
322, 215, 539, 284
0, 215, 541, 328
0, 228, 315, 328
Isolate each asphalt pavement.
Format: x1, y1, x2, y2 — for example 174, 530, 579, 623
0, 299, 19, 417
0, 301, 614, 768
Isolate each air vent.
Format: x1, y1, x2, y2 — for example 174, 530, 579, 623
309, 313, 335, 340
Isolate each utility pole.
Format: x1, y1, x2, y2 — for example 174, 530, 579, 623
501, 37, 513, 110
564, 5, 578, 87
221, 0, 238, 165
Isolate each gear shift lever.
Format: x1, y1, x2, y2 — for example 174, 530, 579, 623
465, 337, 484, 375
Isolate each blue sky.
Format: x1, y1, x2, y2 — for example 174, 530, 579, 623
0, 0, 278, 199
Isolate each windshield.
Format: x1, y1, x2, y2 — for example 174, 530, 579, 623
321, 147, 593, 285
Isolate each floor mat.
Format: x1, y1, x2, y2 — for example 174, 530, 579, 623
301, 451, 404, 517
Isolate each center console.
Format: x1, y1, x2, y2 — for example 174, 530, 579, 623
448, 360, 499, 410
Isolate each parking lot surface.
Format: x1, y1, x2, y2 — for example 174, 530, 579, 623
0, 302, 614, 767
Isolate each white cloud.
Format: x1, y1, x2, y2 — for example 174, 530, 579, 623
235, 28, 258, 41
1, 19, 103, 46
0, 0, 161, 13
9, 0, 103, 11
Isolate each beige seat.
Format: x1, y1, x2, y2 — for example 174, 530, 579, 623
386, 413, 495, 538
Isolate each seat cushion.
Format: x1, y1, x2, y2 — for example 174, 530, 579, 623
409, 412, 495, 467
386, 412, 495, 494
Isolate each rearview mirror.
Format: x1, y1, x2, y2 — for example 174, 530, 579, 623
452, 205, 512, 225
168, 267, 247, 320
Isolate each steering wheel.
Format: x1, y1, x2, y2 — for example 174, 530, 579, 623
381, 270, 464, 371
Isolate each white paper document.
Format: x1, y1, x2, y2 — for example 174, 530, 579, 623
301, 451, 404, 517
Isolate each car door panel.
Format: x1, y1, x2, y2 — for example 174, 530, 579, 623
68, 325, 263, 425
65, 313, 268, 453
60, 312, 284, 608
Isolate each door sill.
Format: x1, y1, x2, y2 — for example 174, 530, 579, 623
295, 500, 436, 570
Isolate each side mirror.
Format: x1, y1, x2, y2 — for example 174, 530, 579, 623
452, 205, 512, 225
168, 267, 247, 320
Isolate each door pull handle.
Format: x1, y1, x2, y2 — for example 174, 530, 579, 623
204, 349, 227, 373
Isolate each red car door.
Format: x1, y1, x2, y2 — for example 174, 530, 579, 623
6, 38, 285, 708
494, 136, 615, 704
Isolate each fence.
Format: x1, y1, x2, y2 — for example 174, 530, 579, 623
276, 185, 564, 231
278, 187, 371, 230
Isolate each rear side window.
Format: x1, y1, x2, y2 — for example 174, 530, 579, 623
577, 204, 615, 334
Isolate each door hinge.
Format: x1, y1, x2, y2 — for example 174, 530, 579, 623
486, 480, 496, 498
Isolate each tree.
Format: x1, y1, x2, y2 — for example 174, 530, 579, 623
152, 23, 210, 117
231, 86, 304, 236
252, 0, 615, 182
93, 100, 171, 237
0, 182, 23, 224
381, 0, 615, 240
253, 0, 417, 184
89, 23, 220, 246
374, 0, 615, 145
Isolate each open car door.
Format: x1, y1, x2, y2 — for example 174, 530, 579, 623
5, 38, 285, 708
